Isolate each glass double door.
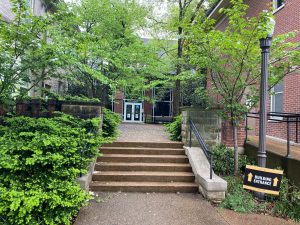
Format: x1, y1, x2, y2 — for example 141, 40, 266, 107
124, 103, 143, 122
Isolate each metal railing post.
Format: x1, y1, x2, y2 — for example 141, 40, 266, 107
210, 155, 213, 179
287, 118, 291, 158
189, 118, 192, 148
245, 115, 248, 143
296, 117, 299, 143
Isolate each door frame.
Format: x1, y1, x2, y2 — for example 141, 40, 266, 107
124, 102, 143, 123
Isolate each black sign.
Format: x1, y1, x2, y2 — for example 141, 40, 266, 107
243, 165, 283, 195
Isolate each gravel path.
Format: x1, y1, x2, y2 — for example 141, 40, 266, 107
74, 192, 229, 225
117, 123, 174, 142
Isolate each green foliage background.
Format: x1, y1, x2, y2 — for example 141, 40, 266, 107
102, 108, 121, 139
165, 115, 182, 141
0, 114, 103, 225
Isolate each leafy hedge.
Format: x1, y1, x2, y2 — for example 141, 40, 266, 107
212, 144, 300, 221
212, 144, 254, 176
102, 108, 121, 139
0, 114, 103, 225
165, 115, 182, 141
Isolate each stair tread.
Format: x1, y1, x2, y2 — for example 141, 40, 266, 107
93, 171, 194, 176
101, 154, 188, 158
90, 181, 198, 187
101, 147, 184, 151
96, 162, 191, 167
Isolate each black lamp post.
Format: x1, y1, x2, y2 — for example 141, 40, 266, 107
256, 17, 275, 200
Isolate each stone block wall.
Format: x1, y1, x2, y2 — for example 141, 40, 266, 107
181, 107, 222, 148
181, 107, 246, 148
61, 102, 102, 119
14, 100, 102, 120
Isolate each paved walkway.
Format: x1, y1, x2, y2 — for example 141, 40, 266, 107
74, 193, 299, 225
74, 192, 228, 225
117, 123, 174, 142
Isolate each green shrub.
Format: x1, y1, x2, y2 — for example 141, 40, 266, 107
165, 115, 182, 141
220, 172, 300, 221
221, 176, 257, 213
268, 177, 300, 222
212, 144, 254, 176
102, 108, 121, 139
0, 115, 103, 225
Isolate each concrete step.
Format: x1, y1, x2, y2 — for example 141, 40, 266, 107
89, 181, 198, 193
101, 147, 185, 155
95, 162, 193, 172
92, 171, 195, 182
97, 154, 189, 163
102, 142, 184, 149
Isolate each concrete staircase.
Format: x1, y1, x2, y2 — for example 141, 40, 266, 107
90, 142, 198, 193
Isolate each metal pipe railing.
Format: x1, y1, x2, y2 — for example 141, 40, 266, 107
245, 112, 300, 158
189, 117, 213, 179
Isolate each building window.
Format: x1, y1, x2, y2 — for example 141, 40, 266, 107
271, 83, 283, 113
273, 0, 284, 10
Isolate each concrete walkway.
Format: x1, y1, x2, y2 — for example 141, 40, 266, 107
117, 123, 174, 142
74, 193, 299, 225
74, 192, 228, 225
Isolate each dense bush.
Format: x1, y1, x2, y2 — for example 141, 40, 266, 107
269, 177, 300, 221
0, 114, 103, 225
165, 115, 182, 141
220, 175, 300, 221
221, 176, 257, 213
102, 108, 121, 139
212, 144, 254, 176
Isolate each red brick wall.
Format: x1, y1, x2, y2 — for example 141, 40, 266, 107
144, 90, 153, 116
258, 0, 300, 141
254, 73, 300, 142
221, 120, 246, 147
113, 91, 124, 114
213, 0, 300, 142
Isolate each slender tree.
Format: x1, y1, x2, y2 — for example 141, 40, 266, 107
187, 0, 300, 175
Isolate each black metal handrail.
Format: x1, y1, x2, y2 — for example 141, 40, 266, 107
189, 117, 214, 179
246, 112, 300, 158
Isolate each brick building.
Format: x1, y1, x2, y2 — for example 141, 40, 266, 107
208, 0, 300, 145
0, 0, 66, 97
113, 87, 173, 123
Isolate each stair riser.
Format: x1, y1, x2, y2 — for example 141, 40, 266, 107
103, 142, 184, 149
95, 165, 193, 172
90, 185, 198, 193
101, 149, 185, 155
97, 157, 189, 164
92, 175, 195, 182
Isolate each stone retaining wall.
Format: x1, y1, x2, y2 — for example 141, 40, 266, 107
181, 107, 222, 148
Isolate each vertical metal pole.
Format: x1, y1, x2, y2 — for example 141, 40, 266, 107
189, 118, 192, 148
257, 36, 272, 168
296, 117, 299, 143
287, 118, 291, 158
210, 156, 213, 180
245, 115, 248, 143
256, 35, 272, 200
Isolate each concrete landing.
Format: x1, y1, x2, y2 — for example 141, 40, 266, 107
74, 192, 228, 225
117, 123, 174, 142
246, 135, 300, 160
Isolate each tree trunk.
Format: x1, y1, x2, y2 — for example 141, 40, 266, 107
232, 120, 239, 176
173, 79, 181, 116
173, 25, 183, 117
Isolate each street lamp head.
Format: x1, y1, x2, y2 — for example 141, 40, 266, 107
267, 17, 276, 37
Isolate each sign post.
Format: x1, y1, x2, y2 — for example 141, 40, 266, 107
243, 165, 283, 195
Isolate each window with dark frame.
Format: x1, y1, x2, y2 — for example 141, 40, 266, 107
271, 83, 283, 113
273, 0, 284, 9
